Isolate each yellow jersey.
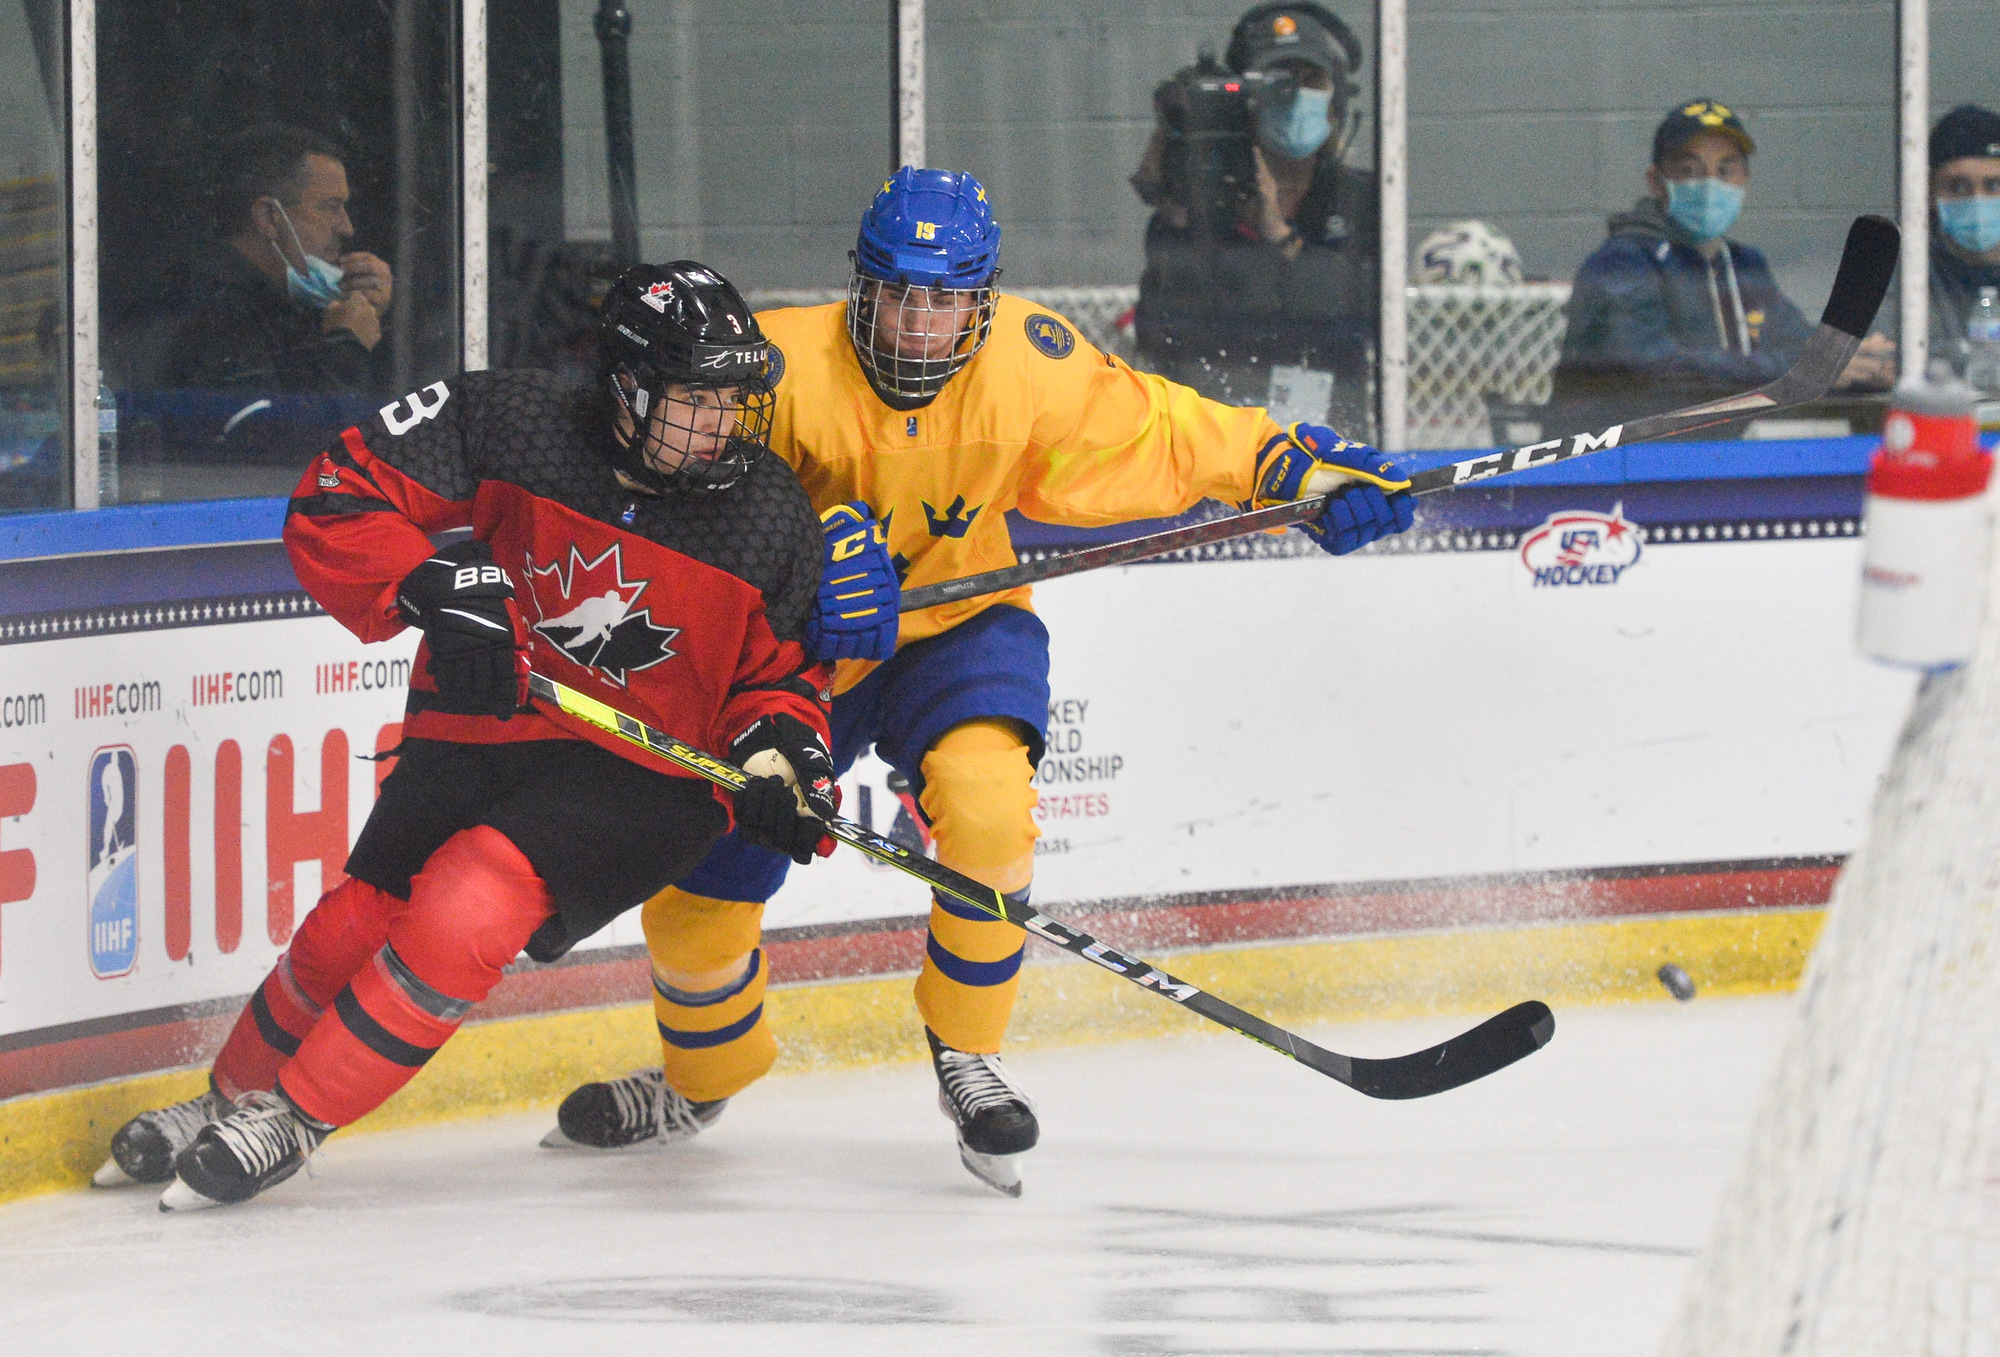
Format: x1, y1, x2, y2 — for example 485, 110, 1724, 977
757, 294, 1284, 695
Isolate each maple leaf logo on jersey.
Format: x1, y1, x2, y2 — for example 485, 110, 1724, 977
523, 542, 681, 685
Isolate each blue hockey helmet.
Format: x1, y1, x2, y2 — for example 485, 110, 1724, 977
854, 167, 1002, 288
847, 167, 1002, 405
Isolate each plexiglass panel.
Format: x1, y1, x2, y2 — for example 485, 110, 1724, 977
1406, 0, 1900, 450
929, 1, 1383, 440
0, 0, 64, 513
95, 0, 461, 504
487, 0, 891, 376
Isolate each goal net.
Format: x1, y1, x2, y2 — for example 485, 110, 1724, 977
747, 284, 1572, 453
1661, 582, 2000, 1353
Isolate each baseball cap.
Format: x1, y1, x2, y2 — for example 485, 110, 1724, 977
1227, 6, 1355, 77
1653, 99, 1756, 165
1930, 104, 2000, 169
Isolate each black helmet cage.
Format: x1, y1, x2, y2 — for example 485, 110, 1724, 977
599, 264, 779, 493
845, 264, 1000, 405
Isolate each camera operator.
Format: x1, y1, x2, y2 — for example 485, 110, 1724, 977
1130, 3, 1378, 434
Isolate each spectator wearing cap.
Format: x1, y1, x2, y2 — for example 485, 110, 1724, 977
1552, 99, 1893, 432
1130, 2, 1379, 433
1928, 104, 2000, 377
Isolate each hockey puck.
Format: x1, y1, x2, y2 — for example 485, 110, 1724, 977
1657, 963, 1696, 1002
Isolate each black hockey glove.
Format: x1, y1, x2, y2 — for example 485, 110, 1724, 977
396, 539, 529, 720
728, 713, 840, 865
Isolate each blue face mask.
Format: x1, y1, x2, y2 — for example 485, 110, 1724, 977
1259, 86, 1335, 161
1664, 177, 1745, 244
1939, 196, 2000, 255
269, 201, 345, 308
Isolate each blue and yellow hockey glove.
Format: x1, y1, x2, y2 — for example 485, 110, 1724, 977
805, 501, 900, 662
1252, 423, 1416, 557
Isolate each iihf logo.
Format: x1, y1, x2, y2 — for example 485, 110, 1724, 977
524, 542, 681, 685
87, 746, 139, 978
1520, 504, 1643, 587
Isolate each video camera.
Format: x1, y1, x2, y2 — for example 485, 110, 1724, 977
1152, 51, 1299, 235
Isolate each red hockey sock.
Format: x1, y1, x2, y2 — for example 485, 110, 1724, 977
279, 827, 553, 1127
212, 876, 400, 1100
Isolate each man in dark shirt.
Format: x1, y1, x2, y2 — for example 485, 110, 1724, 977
1551, 99, 1893, 434
1131, 3, 1379, 435
119, 125, 397, 467
1927, 105, 2000, 380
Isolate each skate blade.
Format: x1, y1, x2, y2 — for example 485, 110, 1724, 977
538, 1125, 581, 1149
157, 1178, 227, 1212
957, 1144, 1024, 1198
91, 1157, 137, 1188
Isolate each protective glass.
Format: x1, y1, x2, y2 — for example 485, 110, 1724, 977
845, 274, 998, 402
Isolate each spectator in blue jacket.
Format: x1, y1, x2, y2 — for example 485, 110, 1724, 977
1551, 99, 1894, 433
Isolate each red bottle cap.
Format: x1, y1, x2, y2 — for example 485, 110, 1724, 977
1869, 393, 1991, 501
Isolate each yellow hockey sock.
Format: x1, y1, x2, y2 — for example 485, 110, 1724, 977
911, 720, 1038, 1054
640, 886, 773, 1103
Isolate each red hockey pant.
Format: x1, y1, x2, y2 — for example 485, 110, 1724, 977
211, 826, 552, 1127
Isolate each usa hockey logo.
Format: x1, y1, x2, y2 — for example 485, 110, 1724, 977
1520, 504, 1642, 587
524, 542, 681, 686
87, 746, 139, 978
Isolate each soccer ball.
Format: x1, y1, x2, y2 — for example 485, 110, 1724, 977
1413, 220, 1524, 286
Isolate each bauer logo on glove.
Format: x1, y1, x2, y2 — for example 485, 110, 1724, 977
395, 539, 531, 719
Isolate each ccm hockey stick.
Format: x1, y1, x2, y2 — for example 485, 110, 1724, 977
527, 670, 1554, 1100
900, 214, 1901, 614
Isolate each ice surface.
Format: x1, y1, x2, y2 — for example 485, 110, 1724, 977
0, 995, 1790, 1355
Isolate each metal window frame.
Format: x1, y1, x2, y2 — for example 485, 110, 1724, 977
464, 0, 488, 372
1377, 0, 1408, 452
894, 0, 924, 171
68, 0, 97, 510
1898, 0, 1928, 380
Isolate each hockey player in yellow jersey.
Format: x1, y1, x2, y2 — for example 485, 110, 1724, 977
546, 167, 1415, 1194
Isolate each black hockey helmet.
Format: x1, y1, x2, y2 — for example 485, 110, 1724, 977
598, 261, 780, 493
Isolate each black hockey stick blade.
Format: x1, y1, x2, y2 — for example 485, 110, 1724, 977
899, 215, 1900, 612
1819, 214, 1900, 340
525, 670, 1555, 1101
1345, 1000, 1555, 1100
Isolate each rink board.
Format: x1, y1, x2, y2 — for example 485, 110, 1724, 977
0, 506, 1913, 1114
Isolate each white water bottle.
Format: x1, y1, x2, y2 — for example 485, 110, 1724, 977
1967, 286, 2000, 396
1857, 382, 1994, 669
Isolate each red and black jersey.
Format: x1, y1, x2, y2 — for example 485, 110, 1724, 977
283, 369, 830, 786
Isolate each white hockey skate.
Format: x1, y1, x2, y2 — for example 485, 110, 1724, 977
929, 1029, 1038, 1197
159, 1090, 330, 1211
540, 1068, 726, 1149
94, 1084, 235, 1187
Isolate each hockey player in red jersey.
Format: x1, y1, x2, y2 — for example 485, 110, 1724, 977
97, 263, 838, 1209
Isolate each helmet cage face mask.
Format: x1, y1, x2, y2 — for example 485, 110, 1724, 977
607, 361, 775, 494
845, 267, 999, 403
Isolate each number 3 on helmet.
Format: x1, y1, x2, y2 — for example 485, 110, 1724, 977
847, 167, 1003, 407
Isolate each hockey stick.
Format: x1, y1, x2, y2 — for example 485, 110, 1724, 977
899, 214, 1901, 614
527, 670, 1555, 1100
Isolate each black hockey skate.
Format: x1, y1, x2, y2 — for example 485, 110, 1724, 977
94, 1083, 235, 1187
159, 1090, 331, 1211
540, 1068, 727, 1149
929, 1028, 1038, 1198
